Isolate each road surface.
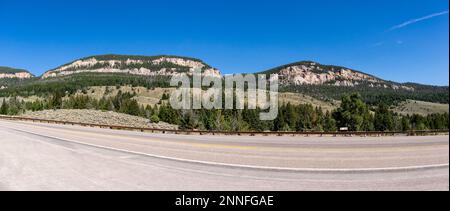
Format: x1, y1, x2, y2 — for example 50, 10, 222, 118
0, 119, 448, 191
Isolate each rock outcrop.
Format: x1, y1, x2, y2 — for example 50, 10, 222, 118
263, 61, 414, 91
40, 56, 416, 91
0, 66, 34, 79
42, 55, 221, 78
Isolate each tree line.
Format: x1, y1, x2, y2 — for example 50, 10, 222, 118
0, 73, 171, 98
281, 83, 449, 106
1, 92, 448, 132
2, 72, 448, 107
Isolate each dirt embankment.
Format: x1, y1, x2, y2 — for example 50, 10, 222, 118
22, 109, 178, 130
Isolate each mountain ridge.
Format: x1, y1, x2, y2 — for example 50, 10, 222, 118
1, 55, 448, 106
42, 54, 220, 79
48, 54, 211, 71
259, 61, 416, 91
0, 66, 34, 79
2, 54, 448, 91
38, 54, 447, 88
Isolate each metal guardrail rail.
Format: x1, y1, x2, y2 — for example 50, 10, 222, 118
1, 115, 448, 137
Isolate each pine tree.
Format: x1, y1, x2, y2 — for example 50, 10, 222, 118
0, 99, 8, 115
374, 103, 395, 131
333, 93, 373, 131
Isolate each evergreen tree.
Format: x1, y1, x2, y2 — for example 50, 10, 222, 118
333, 93, 373, 131
374, 103, 395, 131
0, 99, 8, 115
323, 111, 337, 132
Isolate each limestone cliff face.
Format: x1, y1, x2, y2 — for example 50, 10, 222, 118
265, 62, 414, 91
41, 56, 415, 91
0, 72, 33, 79
0, 66, 34, 79
42, 55, 221, 79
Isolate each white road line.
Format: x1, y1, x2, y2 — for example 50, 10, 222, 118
10, 126, 449, 173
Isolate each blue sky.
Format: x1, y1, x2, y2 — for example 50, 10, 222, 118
0, 0, 448, 85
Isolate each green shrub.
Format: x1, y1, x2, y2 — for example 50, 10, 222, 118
150, 115, 160, 123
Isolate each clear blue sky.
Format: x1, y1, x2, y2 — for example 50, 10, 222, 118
0, 0, 448, 85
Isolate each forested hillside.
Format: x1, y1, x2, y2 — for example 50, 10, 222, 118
281, 83, 449, 106
1, 91, 448, 132
0, 73, 171, 97
0, 66, 30, 74
0, 55, 448, 132
0, 66, 34, 79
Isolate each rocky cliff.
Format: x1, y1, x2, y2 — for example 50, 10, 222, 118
0, 66, 34, 79
40, 56, 419, 91
42, 55, 221, 78
262, 61, 414, 91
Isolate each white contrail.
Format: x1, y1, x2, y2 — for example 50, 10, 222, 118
389, 10, 449, 31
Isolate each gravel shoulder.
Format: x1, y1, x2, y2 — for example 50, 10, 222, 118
21, 109, 178, 130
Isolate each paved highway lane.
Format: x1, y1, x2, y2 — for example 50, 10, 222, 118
0, 120, 448, 191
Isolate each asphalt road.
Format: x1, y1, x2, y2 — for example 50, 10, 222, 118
0, 119, 448, 191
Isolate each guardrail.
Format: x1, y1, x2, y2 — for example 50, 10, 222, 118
0, 115, 448, 137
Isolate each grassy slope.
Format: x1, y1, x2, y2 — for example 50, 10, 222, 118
278, 92, 339, 112
1, 70, 448, 116
67, 86, 339, 111
393, 100, 449, 116
4, 84, 448, 116
75, 86, 174, 107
